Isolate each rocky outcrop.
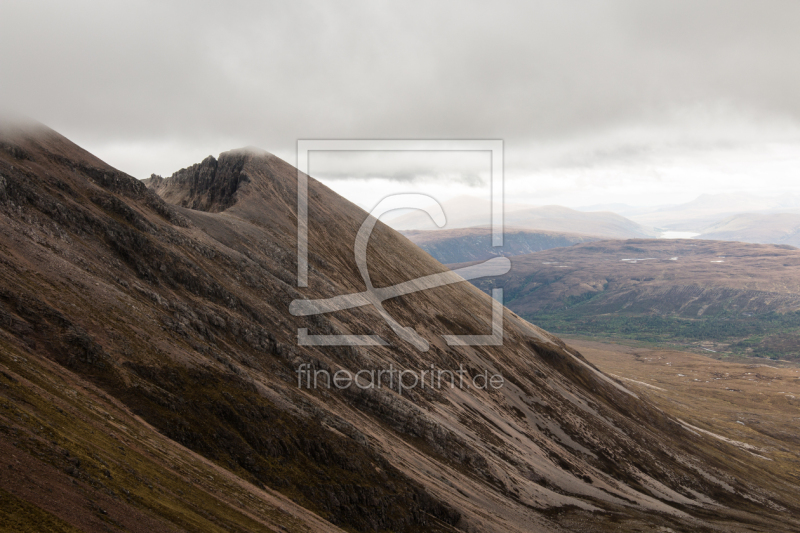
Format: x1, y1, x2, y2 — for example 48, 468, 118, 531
147, 151, 251, 213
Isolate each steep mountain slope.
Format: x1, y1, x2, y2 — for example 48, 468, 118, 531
403, 226, 601, 264
2, 122, 800, 532
696, 212, 800, 247
0, 122, 347, 533
459, 239, 800, 359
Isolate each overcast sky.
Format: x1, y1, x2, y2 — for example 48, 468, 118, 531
3, 0, 800, 210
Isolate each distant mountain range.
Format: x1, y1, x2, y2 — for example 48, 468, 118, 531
383, 195, 529, 230
403, 227, 601, 264
694, 212, 800, 247
575, 202, 669, 217
386, 195, 657, 239
391, 193, 800, 251
628, 192, 800, 232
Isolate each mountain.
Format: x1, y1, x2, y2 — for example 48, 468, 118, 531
575, 203, 668, 217
403, 226, 601, 264
629, 193, 800, 231
383, 194, 532, 230
696, 212, 800, 247
2, 121, 800, 531
504, 205, 657, 238
386, 196, 657, 239
458, 239, 800, 359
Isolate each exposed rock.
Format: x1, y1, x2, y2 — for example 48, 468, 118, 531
147, 152, 251, 212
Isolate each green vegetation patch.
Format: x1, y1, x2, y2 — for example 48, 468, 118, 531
0, 488, 83, 533
526, 309, 800, 360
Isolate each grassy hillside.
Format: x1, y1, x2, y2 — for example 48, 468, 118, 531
529, 307, 800, 360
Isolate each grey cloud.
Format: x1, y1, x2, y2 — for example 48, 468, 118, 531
313, 171, 487, 187
2, 0, 800, 178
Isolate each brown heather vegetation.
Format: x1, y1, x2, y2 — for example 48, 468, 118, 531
1, 121, 800, 531
570, 337, 800, 526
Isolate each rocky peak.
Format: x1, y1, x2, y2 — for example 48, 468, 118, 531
147, 152, 252, 213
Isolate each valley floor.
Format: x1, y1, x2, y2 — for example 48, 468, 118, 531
567, 335, 800, 524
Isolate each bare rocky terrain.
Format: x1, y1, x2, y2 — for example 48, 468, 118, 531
2, 121, 800, 531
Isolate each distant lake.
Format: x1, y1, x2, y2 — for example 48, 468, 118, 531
658, 231, 700, 239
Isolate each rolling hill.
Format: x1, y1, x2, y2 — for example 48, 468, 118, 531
626, 192, 800, 232
2, 121, 800, 532
403, 226, 601, 264
628, 193, 800, 231
383, 195, 532, 230
458, 239, 800, 359
696, 212, 800, 247
504, 205, 657, 238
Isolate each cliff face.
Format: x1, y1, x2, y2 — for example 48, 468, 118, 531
2, 121, 800, 532
145, 150, 254, 213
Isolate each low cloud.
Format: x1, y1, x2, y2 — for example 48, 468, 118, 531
3, 1, 800, 205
